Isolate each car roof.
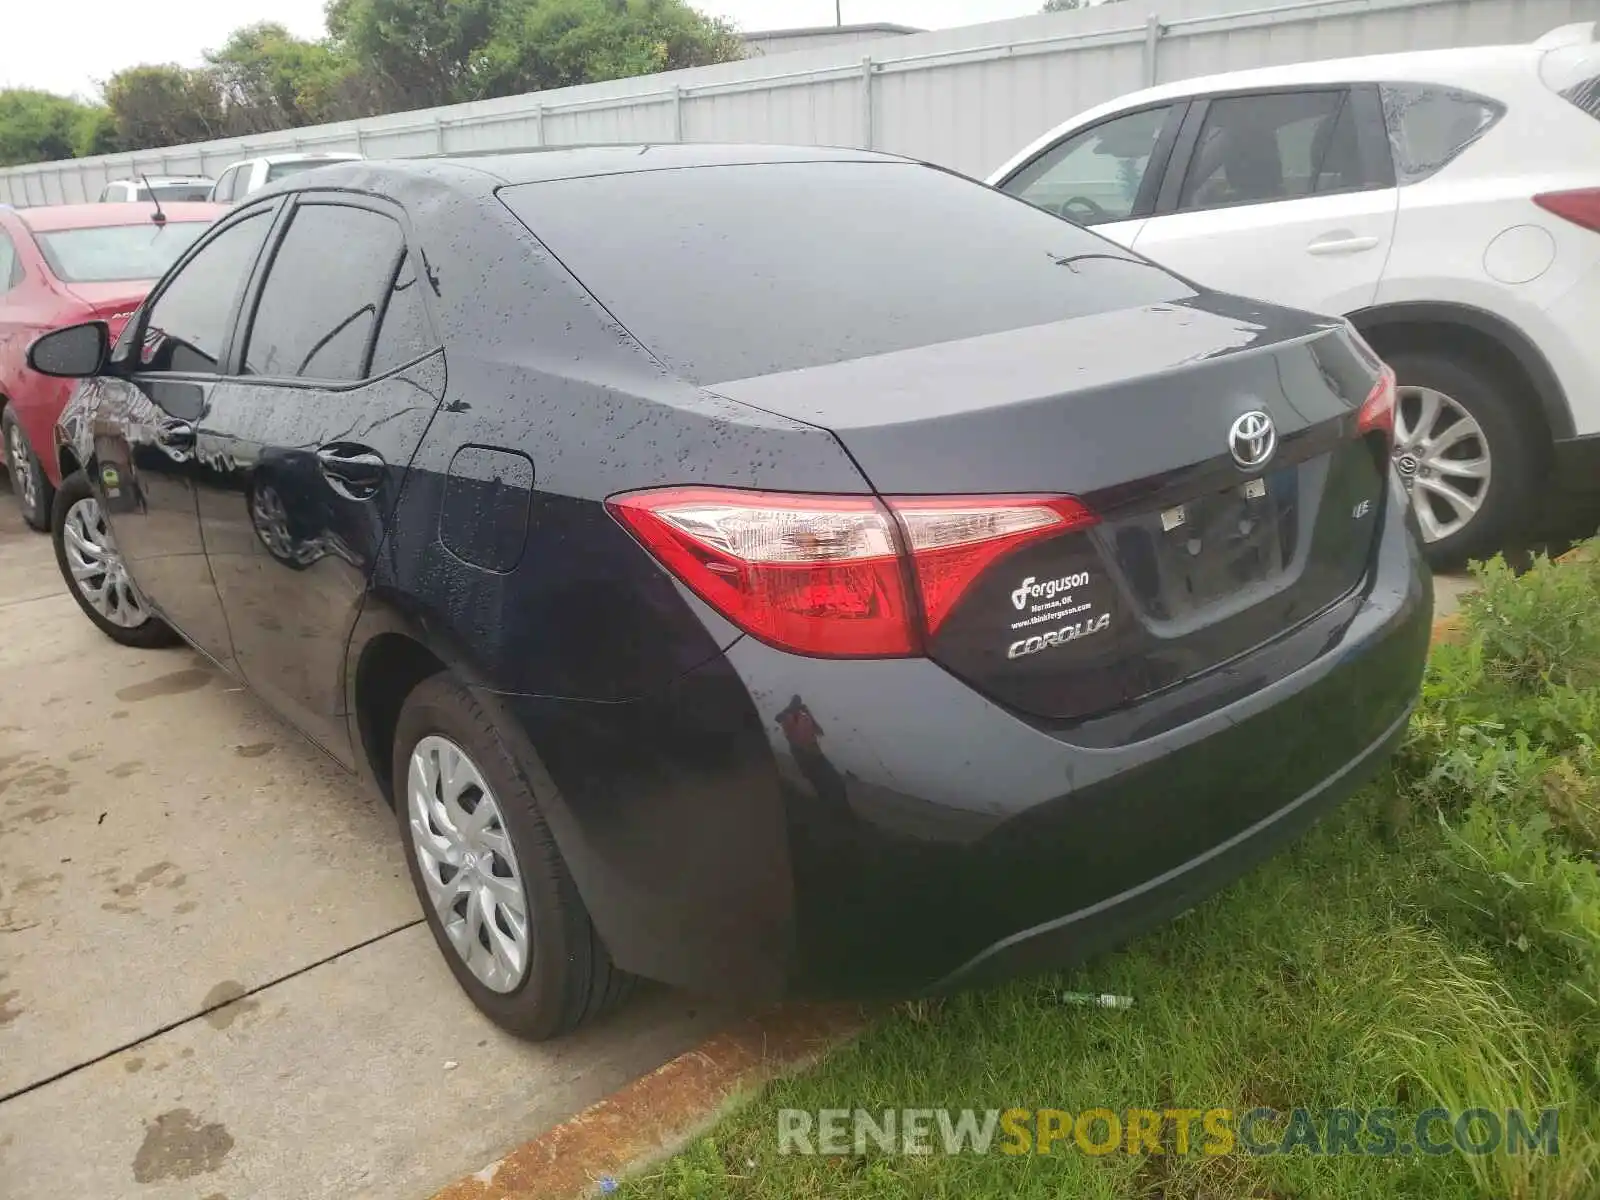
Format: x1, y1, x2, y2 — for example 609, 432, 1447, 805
106, 176, 212, 185
292, 143, 902, 191
1104, 41, 1542, 107
255, 152, 364, 165
18, 202, 227, 232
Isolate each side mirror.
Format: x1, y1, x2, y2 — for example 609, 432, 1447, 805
28, 321, 109, 379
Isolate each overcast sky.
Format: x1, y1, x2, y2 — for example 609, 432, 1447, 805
6, 0, 1053, 100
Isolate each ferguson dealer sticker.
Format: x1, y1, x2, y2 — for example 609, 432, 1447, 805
1005, 571, 1112, 660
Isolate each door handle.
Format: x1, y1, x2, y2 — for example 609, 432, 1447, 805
316, 444, 386, 501
1306, 234, 1380, 256
154, 418, 195, 460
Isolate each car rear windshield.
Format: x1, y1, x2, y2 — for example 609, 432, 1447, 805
499, 161, 1193, 385
34, 221, 211, 283
143, 184, 214, 202
1541, 41, 1600, 121
265, 159, 338, 183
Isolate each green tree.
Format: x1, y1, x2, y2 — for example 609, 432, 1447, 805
103, 64, 228, 150
0, 89, 108, 166
205, 22, 357, 132
325, 0, 500, 109
325, 0, 745, 108
478, 0, 745, 96
73, 106, 121, 156
4, 0, 744, 163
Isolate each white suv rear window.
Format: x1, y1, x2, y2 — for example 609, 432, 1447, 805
1541, 42, 1600, 121
1380, 84, 1503, 184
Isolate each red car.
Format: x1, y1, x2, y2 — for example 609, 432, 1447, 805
0, 201, 224, 529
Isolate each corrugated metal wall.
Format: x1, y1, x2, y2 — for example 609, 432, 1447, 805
0, 0, 1588, 206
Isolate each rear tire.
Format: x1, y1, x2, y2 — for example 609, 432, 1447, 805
3, 407, 53, 532
50, 470, 180, 648
393, 673, 633, 1040
1386, 349, 1538, 570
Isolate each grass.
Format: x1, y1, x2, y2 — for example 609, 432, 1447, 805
619, 546, 1600, 1200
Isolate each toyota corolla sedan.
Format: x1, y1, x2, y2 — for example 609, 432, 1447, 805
28, 147, 1431, 1039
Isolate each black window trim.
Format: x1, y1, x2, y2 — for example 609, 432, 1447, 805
229, 189, 442, 393
121, 197, 285, 383
995, 99, 1190, 226
1152, 82, 1396, 219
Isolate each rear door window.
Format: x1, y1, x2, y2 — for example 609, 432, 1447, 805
367, 254, 437, 376
1379, 84, 1505, 184
500, 161, 1191, 386
242, 202, 407, 381
1177, 91, 1358, 209
999, 105, 1178, 224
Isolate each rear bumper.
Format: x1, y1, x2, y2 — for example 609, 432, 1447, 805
484, 478, 1431, 999
932, 698, 1412, 992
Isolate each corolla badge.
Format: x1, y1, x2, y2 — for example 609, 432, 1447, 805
1228, 410, 1276, 470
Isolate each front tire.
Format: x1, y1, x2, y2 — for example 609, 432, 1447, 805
1387, 350, 1538, 569
393, 673, 632, 1039
3, 407, 53, 532
51, 470, 179, 648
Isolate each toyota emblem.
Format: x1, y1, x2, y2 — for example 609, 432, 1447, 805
1228, 410, 1277, 470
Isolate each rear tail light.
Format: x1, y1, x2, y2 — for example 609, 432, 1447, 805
1534, 188, 1600, 233
891, 495, 1097, 634
607, 487, 1097, 658
1357, 365, 1397, 442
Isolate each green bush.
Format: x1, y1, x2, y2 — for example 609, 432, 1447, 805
1461, 550, 1600, 692
1403, 540, 1600, 1097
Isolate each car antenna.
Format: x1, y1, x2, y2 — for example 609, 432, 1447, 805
138, 174, 167, 226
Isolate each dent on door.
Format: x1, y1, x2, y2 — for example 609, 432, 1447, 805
201, 353, 447, 761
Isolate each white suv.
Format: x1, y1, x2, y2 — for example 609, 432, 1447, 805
208, 152, 364, 204
99, 176, 215, 203
989, 22, 1600, 564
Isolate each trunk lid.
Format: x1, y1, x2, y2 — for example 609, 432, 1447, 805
61, 281, 153, 339
711, 293, 1391, 722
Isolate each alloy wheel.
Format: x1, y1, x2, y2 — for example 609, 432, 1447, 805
407, 735, 531, 993
1392, 385, 1492, 544
7, 422, 37, 514
61, 498, 151, 627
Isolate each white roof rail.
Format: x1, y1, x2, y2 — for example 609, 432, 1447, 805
1534, 22, 1595, 49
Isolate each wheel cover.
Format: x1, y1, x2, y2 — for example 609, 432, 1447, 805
7, 422, 37, 513
406, 734, 531, 993
1392, 385, 1492, 544
61, 497, 152, 627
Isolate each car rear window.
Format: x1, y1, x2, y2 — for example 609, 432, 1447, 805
499, 161, 1193, 385
265, 160, 337, 183
1541, 41, 1600, 121
144, 184, 214, 202
34, 221, 211, 283
1379, 84, 1504, 185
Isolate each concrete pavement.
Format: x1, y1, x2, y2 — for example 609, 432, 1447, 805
0, 498, 738, 1199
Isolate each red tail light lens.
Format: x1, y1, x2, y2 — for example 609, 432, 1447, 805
1357, 365, 1396, 442
607, 487, 1097, 657
1535, 188, 1600, 233
889, 495, 1098, 635
607, 487, 915, 657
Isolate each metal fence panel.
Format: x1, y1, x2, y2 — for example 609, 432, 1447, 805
0, 0, 1589, 205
